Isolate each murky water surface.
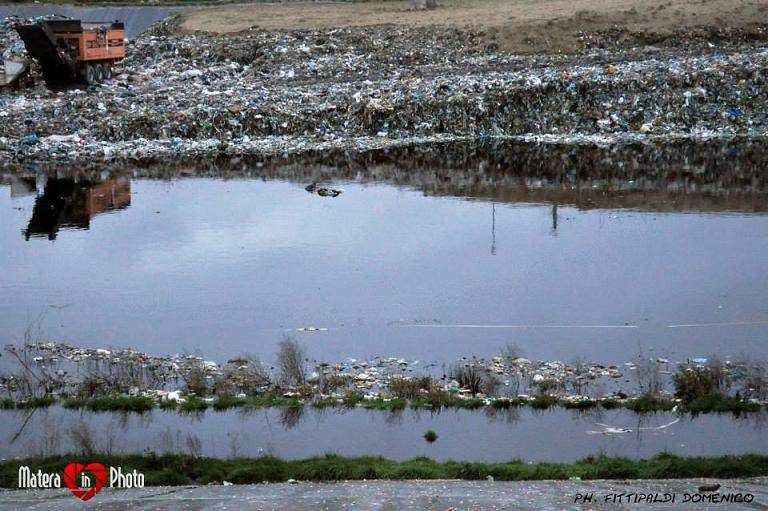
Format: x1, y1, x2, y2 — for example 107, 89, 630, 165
2, 169, 768, 364
1, 407, 766, 461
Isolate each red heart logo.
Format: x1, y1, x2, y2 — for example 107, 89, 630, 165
63, 462, 107, 501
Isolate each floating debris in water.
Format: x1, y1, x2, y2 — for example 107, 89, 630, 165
305, 183, 343, 197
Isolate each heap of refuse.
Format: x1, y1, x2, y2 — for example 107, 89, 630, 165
1, 19, 767, 163
3, 341, 766, 410
0, 16, 26, 61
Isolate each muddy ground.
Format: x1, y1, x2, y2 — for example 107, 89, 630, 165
181, 0, 768, 53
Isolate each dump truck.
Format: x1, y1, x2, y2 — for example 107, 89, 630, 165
13, 17, 125, 86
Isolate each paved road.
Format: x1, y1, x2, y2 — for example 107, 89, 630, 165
1, 479, 766, 510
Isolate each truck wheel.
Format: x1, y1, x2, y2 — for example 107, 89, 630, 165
94, 64, 105, 83
103, 64, 112, 80
85, 64, 96, 85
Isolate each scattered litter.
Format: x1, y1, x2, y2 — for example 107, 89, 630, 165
638, 418, 680, 430
587, 423, 633, 435
0, 18, 767, 164
305, 183, 343, 197
1, 340, 765, 414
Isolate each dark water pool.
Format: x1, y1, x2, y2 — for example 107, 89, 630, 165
1, 170, 768, 364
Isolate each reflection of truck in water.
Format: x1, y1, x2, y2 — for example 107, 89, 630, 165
24, 176, 131, 240
13, 17, 125, 86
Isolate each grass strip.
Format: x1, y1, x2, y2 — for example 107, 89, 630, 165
1, 394, 761, 415
1, 453, 767, 487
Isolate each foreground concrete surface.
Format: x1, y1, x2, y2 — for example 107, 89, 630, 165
1, 479, 766, 510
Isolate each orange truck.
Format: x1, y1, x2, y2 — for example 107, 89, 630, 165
14, 17, 125, 86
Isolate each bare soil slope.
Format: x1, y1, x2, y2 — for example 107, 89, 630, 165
181, 0, 768, 52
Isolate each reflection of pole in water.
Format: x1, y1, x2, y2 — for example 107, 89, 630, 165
491, 203, 496, 256
551, 203, 558, 234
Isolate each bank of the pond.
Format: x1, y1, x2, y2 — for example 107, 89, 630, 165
2, 453, 768, 487
1, 393, 763, 415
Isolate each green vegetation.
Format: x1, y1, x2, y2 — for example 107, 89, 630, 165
686, 394, 761, 415
0, 396, 55, 410
0, 393, 762, 415
560, 398, 598, 410
623, 395, 676, 413
669, 365, 760, 414
423, 430, 438, 443
599, 398, 621, 410
178, 396, 209, 413
211, 395, 303, 411
1, 453, 767, 488
62, 396, 154, 413
673, 366, 721, 404
158, 400, 178, 411
530, 395, 559, 410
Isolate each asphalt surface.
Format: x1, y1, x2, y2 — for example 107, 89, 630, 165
1, 479, 767, 510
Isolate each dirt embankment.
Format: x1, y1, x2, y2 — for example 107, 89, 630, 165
181, 0, 768, 53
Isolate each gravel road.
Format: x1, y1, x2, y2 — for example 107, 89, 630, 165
1, 478, 766, 510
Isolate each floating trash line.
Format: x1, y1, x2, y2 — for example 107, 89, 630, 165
400, 321, 768, 330
396, 324, 639, 329
667, 320, 768, 328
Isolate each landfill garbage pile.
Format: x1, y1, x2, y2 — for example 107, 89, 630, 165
1, 21, 767, 163
2, 341, 766, 412
0, 16, 26, 61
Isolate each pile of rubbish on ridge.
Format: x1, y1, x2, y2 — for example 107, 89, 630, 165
1, 16, 767, 163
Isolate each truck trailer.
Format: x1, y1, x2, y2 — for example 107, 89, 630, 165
14, 17, 125, 86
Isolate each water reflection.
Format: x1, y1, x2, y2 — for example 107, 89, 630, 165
1, 154, 768, 363
23, 176, 130, 240
1, 407, 766, 461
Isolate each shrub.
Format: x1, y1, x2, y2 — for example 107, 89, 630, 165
686, 394, 760, 414
319, 374, 352, 394
423, 430, 438, 443
388, 376, 433, 399
182, 362, 208, 397
673, 366, 719, 404
450, 363, 497, 395
277, 336, 307, 387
